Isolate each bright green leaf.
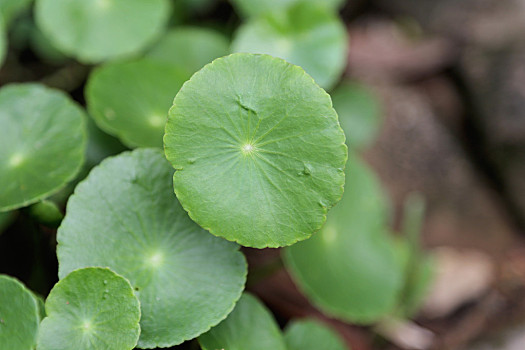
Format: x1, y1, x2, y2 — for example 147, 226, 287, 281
0, 83, 87, 212
57, 149, 247, 348
146, 27, 229, 75
86, 59, 190, 148
0, 275, 39, 350
284, 319, 348, 350
284, 154, 403, 323
199, 293, 286, 350
164, 53, 347, 248
232, 3, 348, 90
34, 0, 170, 63
37, 267, 141, 350
230, 0, 345, 18
332, 81, 382, 150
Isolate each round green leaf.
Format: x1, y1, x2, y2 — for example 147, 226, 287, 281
0, 83, 87, 212
146, 27, 230, 75
231, 0, 345, 18
232, 3, 348, 90
164, 53, 347, 248
37, 267, 141, 350
57, 149, 247, 348
86, 59, 189, 148
284, 319, 348, 350
332, 81, 382, 150
34, 0, 170, 63
284, 154, 403, 323
199, 293, 286, 350
0, 275, 39, 350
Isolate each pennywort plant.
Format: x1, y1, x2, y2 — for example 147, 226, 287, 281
0, 1, 434, 349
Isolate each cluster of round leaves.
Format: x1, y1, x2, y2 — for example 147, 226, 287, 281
0, 51, 351, 349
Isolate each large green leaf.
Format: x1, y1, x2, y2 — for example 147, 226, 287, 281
332, 81, 382, 150
57, 149, 247, 348
0, 275, 40, 350
230, 0, 345, 18
146, 27, 230, 76
199, 293, 286, 350
34, 0, 170, 63
284, 154, 403, 323
164, 53, 347, 248
86, 59, 190, 148
37, 267, 141, 350
0, 83, 87, 212
232, 3, 348, 90
284, 319, 348, 350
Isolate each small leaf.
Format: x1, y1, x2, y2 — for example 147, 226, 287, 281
199, 293, 286, 350
37, 267, 141, 350
164, 53, 347, 248
34, 0, 171, 63
332, 81, 382, 150
0, 83, 87, 212
0, 275, 40, 350
86, 59, 190, 148
284, 153, 403, 323
232, 3, 348, 90
29, 200, 63, 227
146, 27, 230, 75
57, 149, 247, 348
284, 319, 348, 350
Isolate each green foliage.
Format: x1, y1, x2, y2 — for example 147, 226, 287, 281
86, 59, 189, 148
57, 149, 247, 348
37, 267, 141, 350
165, 53, 347, 248
199, 293, 287, 350
0, 83, 87, 212
284, 153, 403, 323
284, 319, 348, 350
231, 0, 345, 18
0, 275, 40, 350
232, 3, 348, 90
29, 200, 63, 227
0, 0, 32, 26
146, 27, 230, 76
332, 81, 383, 150
34, 0, 170, 63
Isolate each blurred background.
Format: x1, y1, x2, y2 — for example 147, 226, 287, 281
1, 0, 525, 349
